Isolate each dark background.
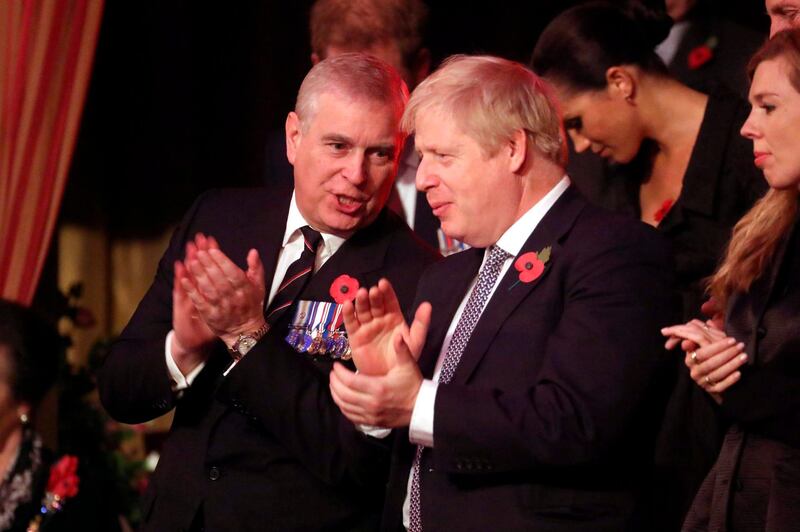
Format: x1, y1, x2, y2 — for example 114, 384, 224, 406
60, 0, 770, 238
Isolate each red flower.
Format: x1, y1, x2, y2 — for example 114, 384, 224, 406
47, 455, 80, 500
653, 199, 674, 223
688, 45, 713, 69
514, 246, 551, 284
330, 275, 360, 304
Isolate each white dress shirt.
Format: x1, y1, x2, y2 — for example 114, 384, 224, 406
166, 192, 346, 390
401, 176, 571, 528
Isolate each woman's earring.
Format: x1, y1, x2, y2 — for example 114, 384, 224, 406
19, 411, 29, 425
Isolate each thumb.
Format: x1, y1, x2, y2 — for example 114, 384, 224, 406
246, 249, 265, 288
406, 302, 431, 361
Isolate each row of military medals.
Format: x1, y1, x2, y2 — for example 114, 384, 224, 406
285, 300, 352, 360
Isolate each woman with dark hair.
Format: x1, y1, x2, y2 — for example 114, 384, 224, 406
0, 299, 66, 531
663, 28, 800, 531
532, 2, 768, 528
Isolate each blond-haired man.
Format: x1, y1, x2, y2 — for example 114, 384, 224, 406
330, 55, 678, 531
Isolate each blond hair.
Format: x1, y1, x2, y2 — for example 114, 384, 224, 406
310, 0, 428, 68
401, 55, 566, 165
295, 53, 409, 132
708, 29, 800, 307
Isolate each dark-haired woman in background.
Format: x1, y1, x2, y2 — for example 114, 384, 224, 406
0, 299, 61, 531
663, 28, 800, 531
532, 2, 767, 528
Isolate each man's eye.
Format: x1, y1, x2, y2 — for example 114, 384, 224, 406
564, 116, 582, 131
370, 149, 392, 162
328, 143, 347, 152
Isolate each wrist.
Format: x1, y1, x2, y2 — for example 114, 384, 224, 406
225, 321, 270, 359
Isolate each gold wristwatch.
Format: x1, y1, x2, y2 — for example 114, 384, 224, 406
228, 322, 270, 359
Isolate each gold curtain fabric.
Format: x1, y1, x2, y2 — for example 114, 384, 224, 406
0, 0, 104, 304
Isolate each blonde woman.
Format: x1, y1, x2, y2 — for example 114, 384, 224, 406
663, 28, 800, 531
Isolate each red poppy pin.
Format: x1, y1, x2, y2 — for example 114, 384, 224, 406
330, 275, 360, 304
688, 36, 718, 70
653, 199, 674, 223
509, 246, 551, 290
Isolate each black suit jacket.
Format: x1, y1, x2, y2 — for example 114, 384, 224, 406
98, 184, 439, 531
382, 186, 679, 531
684, 207, 800, 531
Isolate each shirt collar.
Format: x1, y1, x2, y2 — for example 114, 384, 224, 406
494, 175, 571, 257
284, 191, 348, 253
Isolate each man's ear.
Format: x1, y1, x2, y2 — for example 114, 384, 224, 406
285, 112, 302, 166
605, 66, 637, 102
507, 128, 528, 174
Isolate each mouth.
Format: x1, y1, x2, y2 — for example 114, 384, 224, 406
753, 151, 770, 168
427, 200, 450, 218
334, 193, 367, 214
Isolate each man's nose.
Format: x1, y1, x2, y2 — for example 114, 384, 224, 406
343, 152, 367, 185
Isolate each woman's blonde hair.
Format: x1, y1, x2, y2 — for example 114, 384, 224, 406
708, 29, 800, 307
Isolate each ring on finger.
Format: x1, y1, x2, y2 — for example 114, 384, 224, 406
704, 375, 714, 386
690, 351, 698, 363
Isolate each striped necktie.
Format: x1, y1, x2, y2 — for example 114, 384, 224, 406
265, 226, 322, 325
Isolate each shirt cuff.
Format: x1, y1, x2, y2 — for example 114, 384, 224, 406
165, 330, 206, 391
356, 424, 392, 439
408, 378, 437, 448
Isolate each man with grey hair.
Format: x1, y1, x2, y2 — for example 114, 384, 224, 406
330, 55, 679, 530
99, 53, 438, 531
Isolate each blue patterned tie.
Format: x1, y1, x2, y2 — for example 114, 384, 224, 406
408, 245, 511, 531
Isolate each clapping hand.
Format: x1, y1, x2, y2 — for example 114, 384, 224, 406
179, 233, 267, 349
330, 279, 431, 428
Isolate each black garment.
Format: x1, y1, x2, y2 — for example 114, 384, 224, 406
579, 87, 767, 531
98, 184, 439, 532
0, 430, 119, 532
684, 204, 800, 531
665, 6, 765, 99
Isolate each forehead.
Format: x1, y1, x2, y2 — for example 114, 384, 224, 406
310, 92, 398, 128
750, 58, 793, 95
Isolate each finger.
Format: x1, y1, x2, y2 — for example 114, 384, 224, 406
707, 370, 742, 394
207, 247, 249, 289
368, 284, 386, 319
407, 302, 431, 360
706, 351, 748, 384
343, 300, 360, 332
180, 275, 210, 313
660, 324, 713, 347
207, 235, 220, 249
331, 361, 382, 396
680, 338, 700, 353
329, 379, 368, 424
185, 241, 199, 262
690, 341, 744, 382
187, 257, 222, 303
353, 287, 373, 323
197, 249, 233, 291
694, 338, 741, 365
194, 232, 208, 251
174, 261, 190, 303
664, 335, 681, 350
378, 278, 403, 317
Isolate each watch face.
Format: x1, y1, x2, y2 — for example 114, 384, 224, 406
237, 336, 257, 356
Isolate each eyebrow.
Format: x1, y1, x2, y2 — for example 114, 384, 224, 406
321, 133, 354, 144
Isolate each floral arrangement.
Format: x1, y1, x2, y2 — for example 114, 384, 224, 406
26, 456, 80, 531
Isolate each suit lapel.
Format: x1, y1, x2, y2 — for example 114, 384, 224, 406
450, 186, 586, 385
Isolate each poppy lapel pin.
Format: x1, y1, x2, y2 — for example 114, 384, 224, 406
509, 246, 551, 290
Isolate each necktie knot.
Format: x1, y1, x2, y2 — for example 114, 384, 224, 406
300, 226, 322, 253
